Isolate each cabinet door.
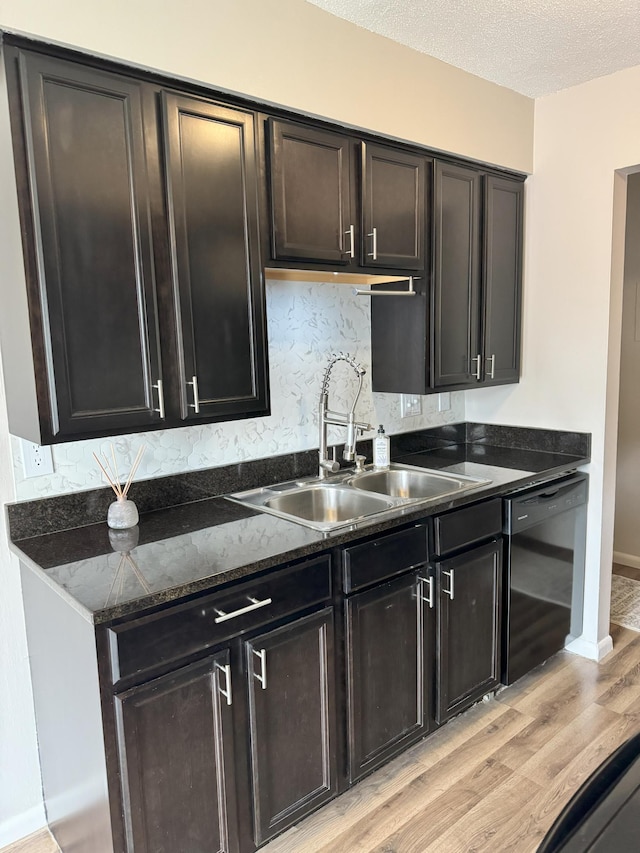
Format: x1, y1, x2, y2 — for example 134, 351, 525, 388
433, 161, 482, 388
437, 539, 503, 723
115, 652, 238, 853
16, 51, 164, 441
269, 119, 353, 263
361, 142, 427, 270
346, 571, 433, 783
245, 608, 337, 846
482, 175, 523, 385
162, 93, 269, 422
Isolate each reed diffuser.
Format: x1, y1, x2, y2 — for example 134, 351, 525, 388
93, 444, 145, 529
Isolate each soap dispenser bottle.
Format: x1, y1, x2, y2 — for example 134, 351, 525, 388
373, 425, 390, 469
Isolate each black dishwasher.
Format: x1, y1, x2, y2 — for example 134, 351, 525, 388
502, 473, 588, 685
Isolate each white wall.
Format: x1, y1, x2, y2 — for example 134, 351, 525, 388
467, 65, 640, 661
0, 0, 533, 173
0, 0, 534, 842
613, 173, 640, 563
0, 55, 45, 846
0, 358, 44, 848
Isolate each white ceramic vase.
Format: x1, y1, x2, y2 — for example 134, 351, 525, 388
107, 496, 139, 529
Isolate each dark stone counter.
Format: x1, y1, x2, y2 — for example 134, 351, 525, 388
6, 423, 590, 625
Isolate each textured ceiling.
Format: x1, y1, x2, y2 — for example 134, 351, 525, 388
305, 0, 640, 97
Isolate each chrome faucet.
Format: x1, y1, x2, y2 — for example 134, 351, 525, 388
318, 353, 373, 478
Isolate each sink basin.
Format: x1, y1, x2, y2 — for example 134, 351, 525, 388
348, 466, 484, 500
264, 485, 394, 528
227, 464, 491, 531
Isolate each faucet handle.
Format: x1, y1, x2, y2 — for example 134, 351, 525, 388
354, 455, 366, 473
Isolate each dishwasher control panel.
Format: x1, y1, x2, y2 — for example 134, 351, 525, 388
503, 474, 588, 534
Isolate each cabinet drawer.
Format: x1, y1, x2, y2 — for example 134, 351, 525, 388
108, 555, 331, 686
342, 524, 428, 593
433, 499, 502, 557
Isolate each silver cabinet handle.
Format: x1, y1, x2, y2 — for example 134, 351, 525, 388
419, 576, 434, 609
471, 354, 482, 380
215, 662, 232, 706
442, 569, 455, 600
344, 224, 355, 258
253, 648, 267, 690
486, 354, 496, 379
213, 596, 272, 624
187, 374, 200, 413
367, 226, 378, 260
152, 379, 165, 419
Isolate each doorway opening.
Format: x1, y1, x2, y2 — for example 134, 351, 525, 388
611, 171, 640, 630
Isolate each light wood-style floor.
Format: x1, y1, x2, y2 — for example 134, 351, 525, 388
5, 590, 640, 853
0, 831, 57, 853
612, 560, 640, 582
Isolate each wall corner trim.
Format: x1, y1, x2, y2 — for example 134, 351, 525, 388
565, 634, 614, 662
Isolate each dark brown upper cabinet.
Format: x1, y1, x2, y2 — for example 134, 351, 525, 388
361, 142, 426, 270
268, 120, 353, 264
482, 174, 523, 386
268, 119, 429, 273
161, 93, 268, 423
433, 162, 483, 388
371, 160, 523, 394
433, 162, 524, 390
4, 44, 269, 443
8, 50, 165, 442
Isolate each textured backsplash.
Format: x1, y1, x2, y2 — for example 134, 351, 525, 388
11, 279, 463, 501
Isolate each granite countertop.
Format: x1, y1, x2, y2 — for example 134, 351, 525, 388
6, 424, 591, 626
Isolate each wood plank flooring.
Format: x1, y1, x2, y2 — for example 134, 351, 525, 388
613, 560, 640, 582
0, 831, 57, 853
4, 615, 640, 853
261, 621, 640, 853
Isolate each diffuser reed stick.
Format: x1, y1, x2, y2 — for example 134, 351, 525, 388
92, 453, 121, 498
122, 445, 145, 498
93, 444, 145, 498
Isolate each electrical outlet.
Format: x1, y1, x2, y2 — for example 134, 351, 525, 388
400, 394, 422, 418
438, 392, 451, 412
21, 439, 54, 478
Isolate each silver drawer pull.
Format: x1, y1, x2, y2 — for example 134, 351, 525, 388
442, 569, 455, 600
344, 224, 355, 258
419, 576, 434, 609
215, 662, 232, 706
368, 226, 378, 260
486, 354, 496, 379
213, 596, 272, 624
253, 648, 267, 690
187, 374, 200, 413
152, 379, 165, 419
471, 355, 482, 381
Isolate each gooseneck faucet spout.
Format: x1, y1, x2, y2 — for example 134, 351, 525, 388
318, 353, 373, 478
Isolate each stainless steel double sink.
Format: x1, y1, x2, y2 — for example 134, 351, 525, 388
227, 463, 491, 531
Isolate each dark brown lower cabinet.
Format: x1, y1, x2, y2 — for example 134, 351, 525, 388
114, 608, 338, 853
245, 608, 337, 846
21, 509, 512, 853
436, 539, 503, 723
115, 651, 238, 853
345, 570, 433, 783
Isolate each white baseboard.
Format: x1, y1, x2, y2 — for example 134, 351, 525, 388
0, 804, 46, 848
613, 550, 640, 569
565, 633, 614, 661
